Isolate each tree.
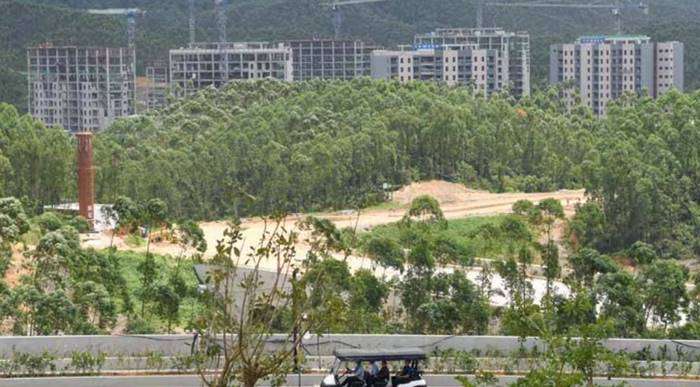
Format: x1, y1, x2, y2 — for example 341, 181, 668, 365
136, 254, 159, 319
512, 321, 628, 387
0, 197, 29, 323
627, 241, 657, 266
347, 269, 389, 333
153, 284, 180, 333
365, 236, 405, 273
568, 248, 618, 288
111, 196, 141, 234
639, 260, 689, 329
541, 241, 560, 300
100, 204, 119, 249
568, 202, 607, 251
512, 199, 535, 216
143, 198, 168, 256
193, 217, 344, 387
596, 271, 645, 337
402, 195, 446, 227
72, 280, 118, 334
496, 246, 542, 337
0, 197, 29, 273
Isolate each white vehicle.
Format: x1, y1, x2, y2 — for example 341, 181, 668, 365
320, 348, 428, 387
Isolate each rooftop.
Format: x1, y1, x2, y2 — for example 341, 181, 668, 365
577, 35, 651, 44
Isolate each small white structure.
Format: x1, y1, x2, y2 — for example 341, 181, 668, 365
43, 203, 116, 233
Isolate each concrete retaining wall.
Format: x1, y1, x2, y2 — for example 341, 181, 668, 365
2, 334, 700, 361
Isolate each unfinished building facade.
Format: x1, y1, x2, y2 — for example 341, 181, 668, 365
371, 46, 499, 96
169, 42, 293, 96
144, 61, 169, 111
286, 39, 378, 81
413, 28, 531, 97
27, 45, 135, 132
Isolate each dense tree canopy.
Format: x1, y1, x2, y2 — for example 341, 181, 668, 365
88, 80, 700, 258
0, 77, 698, 261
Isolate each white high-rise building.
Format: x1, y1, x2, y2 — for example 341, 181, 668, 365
550, 35, 684, 115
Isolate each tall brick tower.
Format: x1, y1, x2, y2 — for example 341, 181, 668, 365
76, 132, 95, 227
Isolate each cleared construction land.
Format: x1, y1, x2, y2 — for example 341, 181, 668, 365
82, 180, 585, 272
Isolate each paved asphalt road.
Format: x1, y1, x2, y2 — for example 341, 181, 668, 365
1, 374, 699, 386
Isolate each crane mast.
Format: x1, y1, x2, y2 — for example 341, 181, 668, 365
330, 0, 388, 39
214, 0, 228, 42
189, 0, 196, 46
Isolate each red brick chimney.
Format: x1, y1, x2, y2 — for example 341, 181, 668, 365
76, 132, 95, 227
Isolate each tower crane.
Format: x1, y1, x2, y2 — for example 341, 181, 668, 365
189, 0, 196, 46
86, 8, 146, 48
477, 1, 649, 35
187, 1, 228, 45
214, 0, 228, 42
329, 0, 389, 39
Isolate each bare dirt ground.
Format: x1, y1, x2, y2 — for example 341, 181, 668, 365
81, 180, 586, 274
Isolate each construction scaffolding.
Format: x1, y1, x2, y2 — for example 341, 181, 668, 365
27, 45, 135, 132
286, 39, 378, 81
145, 61, 169, 111
169, 42, 293, 96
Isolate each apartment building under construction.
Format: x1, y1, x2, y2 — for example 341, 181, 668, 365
286, 39, 378, 81
371, 46, 500, 96
169, 42, 293, 96
412, 28, 531, 97
27, 45, 135, 132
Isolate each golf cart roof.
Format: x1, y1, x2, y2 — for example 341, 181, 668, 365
334, 348, 427, 361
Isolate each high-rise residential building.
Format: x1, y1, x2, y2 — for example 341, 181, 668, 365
169, 42, 293, 96
413, 28, 531, 97
286, 39, 378, 81
550, 35, 684, 115
27, 45, 135, 132
370, 46, 500, 96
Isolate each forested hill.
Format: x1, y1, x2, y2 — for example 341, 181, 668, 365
2, 79, 699, 258
2, 0, 700, 109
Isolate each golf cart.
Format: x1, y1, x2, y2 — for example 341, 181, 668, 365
320, 348, 427, 387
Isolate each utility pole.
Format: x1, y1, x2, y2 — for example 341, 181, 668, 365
291, 268, 301, 387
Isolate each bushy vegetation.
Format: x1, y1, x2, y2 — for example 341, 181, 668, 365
359, 215, 533, 265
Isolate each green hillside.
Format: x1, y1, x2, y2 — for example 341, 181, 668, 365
2, 0, 699, 110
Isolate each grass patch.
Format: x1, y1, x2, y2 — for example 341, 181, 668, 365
363, 201, 405, 212
358, 214, 535, 262
124, 234, 145, 248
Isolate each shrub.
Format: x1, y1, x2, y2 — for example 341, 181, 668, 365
35, 211, 63, 232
